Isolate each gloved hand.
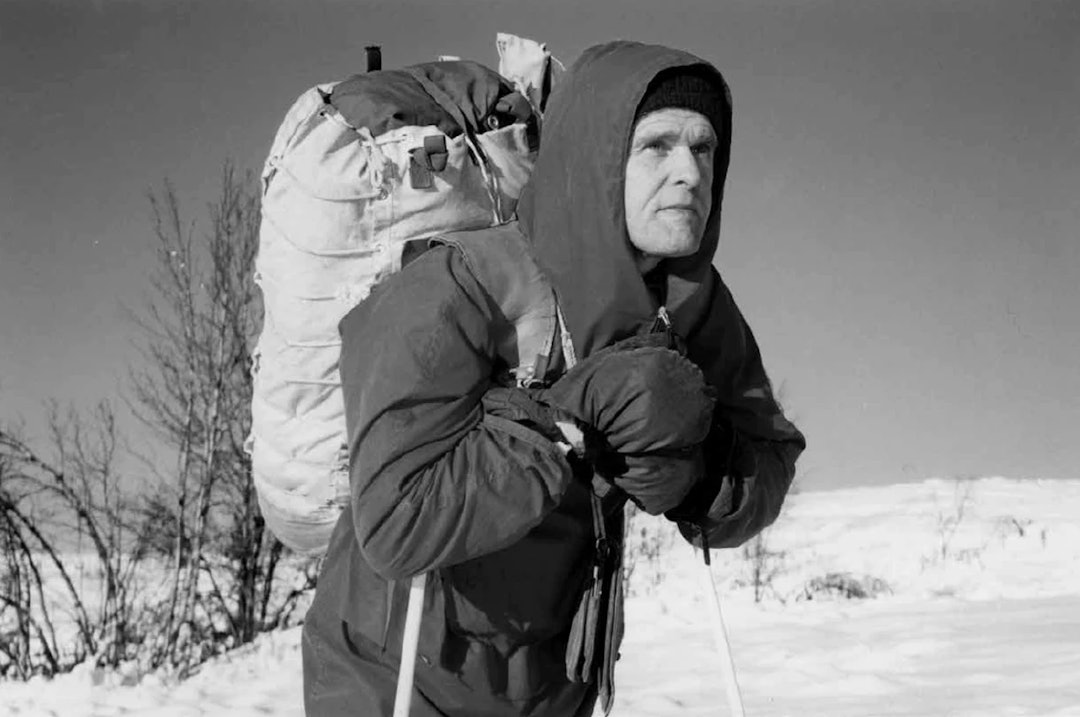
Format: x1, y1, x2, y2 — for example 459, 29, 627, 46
535, 333, 716, 514
589, 441, 707, 515
537, 335, 715, 454
664, 426, 758, 524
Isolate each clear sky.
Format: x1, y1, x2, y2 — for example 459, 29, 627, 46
2, 0, 1077, 490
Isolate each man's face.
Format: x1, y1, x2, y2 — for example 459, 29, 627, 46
624, 108, 717, 271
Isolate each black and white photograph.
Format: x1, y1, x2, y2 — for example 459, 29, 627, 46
2, 1, 1078, 715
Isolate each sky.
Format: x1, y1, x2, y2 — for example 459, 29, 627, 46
1, 0, 1078, 490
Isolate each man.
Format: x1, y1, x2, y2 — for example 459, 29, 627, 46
302, 40, 805, 716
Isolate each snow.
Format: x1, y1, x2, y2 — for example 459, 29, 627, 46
3, 477, 1079, 716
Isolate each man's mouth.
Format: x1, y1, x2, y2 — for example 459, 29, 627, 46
661, 206, 699, 217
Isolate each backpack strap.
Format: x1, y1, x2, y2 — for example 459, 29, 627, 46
431, 223, 560, 387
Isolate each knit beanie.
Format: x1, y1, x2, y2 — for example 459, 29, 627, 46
633, 67, 726, 137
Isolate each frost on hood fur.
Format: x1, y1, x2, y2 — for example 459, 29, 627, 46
517, 40, 733, 359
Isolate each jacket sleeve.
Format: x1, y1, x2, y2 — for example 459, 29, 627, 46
677, 268, 807, 549
338, 246, 575, 580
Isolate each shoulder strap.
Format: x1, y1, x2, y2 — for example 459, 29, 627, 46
433, 224, 560, 386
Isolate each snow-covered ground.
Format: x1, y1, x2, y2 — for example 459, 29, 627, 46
3, 476, 1079, 716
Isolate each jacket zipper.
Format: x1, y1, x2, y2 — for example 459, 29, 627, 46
652, 306, 671, 333
650, 306, 680, 351
653, 305, 713, 564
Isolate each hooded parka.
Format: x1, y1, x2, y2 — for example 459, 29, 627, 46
303, 41, 805, 717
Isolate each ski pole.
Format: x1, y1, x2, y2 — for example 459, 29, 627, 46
698, 550, 746, 717
392, 572, 428, 717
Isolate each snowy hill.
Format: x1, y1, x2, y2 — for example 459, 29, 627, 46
2, 477, 1079, 716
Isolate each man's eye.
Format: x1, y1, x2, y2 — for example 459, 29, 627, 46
692, 141, 717, 155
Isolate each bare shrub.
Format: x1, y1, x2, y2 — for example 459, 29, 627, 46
0, 166, 314, 683
935, 478, 974, 561
733, 530, 786, 603
796, 572, 892, 602
0, 402, 146, 677
922, 477, 984, 570
125, 164, 288, 675
621, 504, 676, 596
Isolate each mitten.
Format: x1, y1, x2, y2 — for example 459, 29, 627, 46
588, 439, 707, 515
538, 338, 715, 454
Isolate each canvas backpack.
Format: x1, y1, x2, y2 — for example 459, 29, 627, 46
248, 38, 560, 555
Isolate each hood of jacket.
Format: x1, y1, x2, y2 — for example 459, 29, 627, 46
518, 40, 733, 359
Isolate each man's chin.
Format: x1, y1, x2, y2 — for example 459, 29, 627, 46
662, 229, 703, 258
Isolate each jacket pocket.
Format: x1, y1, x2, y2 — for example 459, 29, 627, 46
441, 522, 591, 650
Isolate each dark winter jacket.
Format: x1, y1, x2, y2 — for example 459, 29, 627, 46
306, 41, 805, 717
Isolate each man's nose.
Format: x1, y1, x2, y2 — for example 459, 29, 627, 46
669, 146, 705, 189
